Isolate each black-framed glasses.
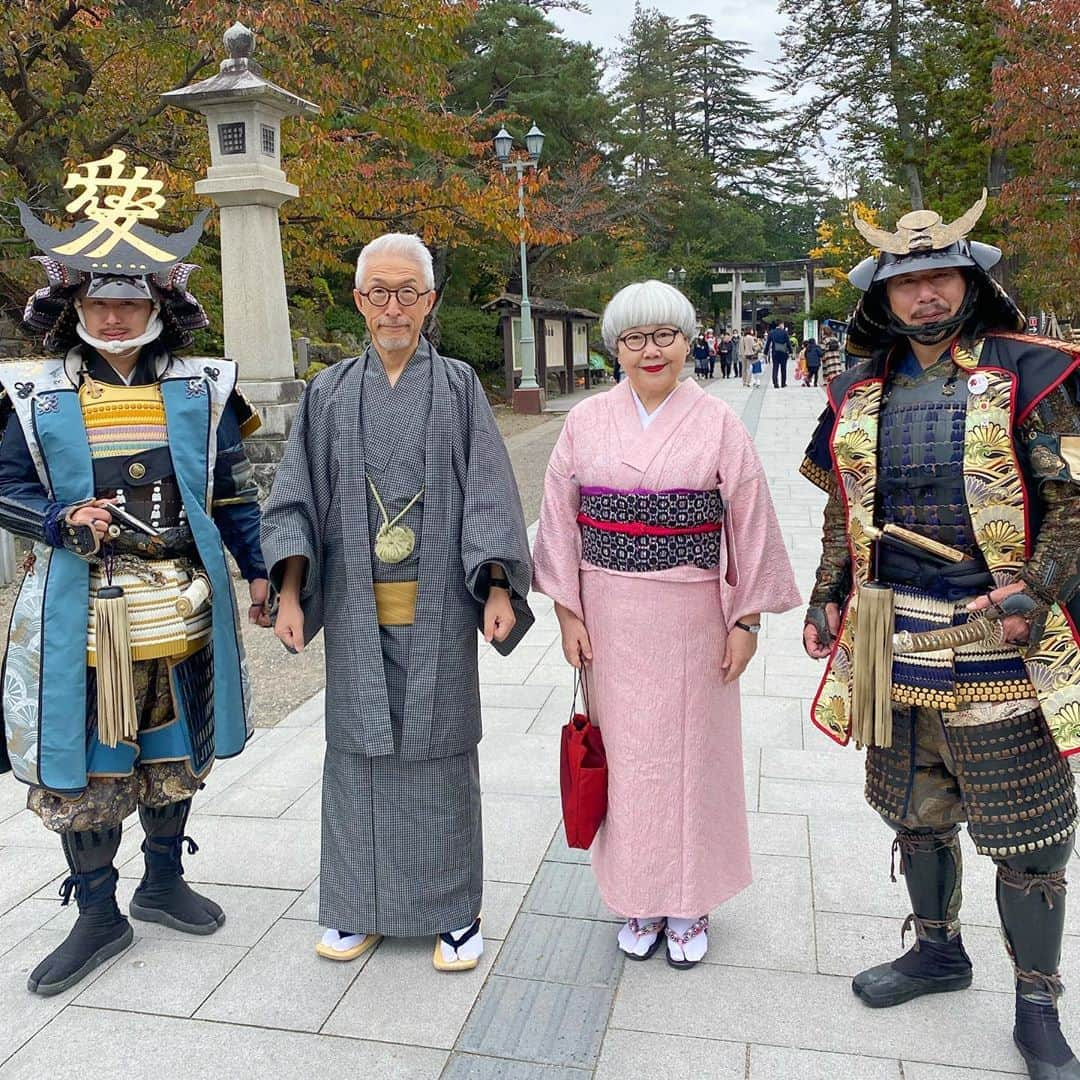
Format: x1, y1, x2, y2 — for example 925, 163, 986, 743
356, 286, 432, 308
617, 327, 681, 351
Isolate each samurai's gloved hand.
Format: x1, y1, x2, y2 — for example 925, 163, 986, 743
56, 499, 114, 559
965, 582, 1048, 647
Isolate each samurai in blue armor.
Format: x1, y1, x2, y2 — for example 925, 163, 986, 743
0, 153, 268, 995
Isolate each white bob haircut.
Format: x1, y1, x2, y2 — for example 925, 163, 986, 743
601, 279, 698, 353
354, 233, 435, 291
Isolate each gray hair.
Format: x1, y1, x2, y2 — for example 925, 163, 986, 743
354, 233, 435, 291
601, 280, 698, 352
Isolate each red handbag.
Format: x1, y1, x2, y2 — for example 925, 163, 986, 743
560, 670, 608, 849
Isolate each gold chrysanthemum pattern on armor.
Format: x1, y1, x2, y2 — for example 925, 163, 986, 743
811, 381, 883, 743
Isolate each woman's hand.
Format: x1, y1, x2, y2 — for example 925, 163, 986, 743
483, 589, 517, 643
555, 603, 593, 669
722, 620, 759, 684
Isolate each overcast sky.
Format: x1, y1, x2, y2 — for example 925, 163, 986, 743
552, 1, 787, 76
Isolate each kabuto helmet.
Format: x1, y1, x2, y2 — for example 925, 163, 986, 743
844, 189, 1024, 358
17, 149, 211, 354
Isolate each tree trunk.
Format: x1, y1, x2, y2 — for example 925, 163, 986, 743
886, 0, 925, 209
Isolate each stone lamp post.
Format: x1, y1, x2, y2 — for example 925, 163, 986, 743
161, 22, 320, 487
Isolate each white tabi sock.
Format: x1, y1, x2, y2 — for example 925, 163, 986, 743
666, 916, 709, 963
617, 917, 664, 957
439, 919, 483, 964
322, 929, 366, 954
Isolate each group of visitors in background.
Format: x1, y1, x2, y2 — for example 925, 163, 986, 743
691, 328, 740, 380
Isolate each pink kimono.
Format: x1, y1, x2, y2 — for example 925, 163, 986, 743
533, 378, 800, 917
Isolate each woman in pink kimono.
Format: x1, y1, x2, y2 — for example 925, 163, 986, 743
533, 281, 801, 968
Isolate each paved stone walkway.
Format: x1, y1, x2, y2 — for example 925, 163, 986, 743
0, 375, 1076, 1078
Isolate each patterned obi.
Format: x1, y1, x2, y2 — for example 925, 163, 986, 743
577, 486, 724, 573
79, 379, 184, 531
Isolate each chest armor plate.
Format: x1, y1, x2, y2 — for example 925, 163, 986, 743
79, 379, 183, 530
878, 368, 977, 557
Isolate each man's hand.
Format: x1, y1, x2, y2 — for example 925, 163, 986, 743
274, 595, 305, 654
555, 605, 593, 669
483, 588, 516, 644
248, 578, 272, 627
722, 622, 759, 685
966, 581, 1031, 645
68, 497, 116, 539
803, 602, 841, 659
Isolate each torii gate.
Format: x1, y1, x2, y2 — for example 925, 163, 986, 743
711, 258, 833, 331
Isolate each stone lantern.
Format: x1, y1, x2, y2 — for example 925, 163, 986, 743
161, 22, 320, 486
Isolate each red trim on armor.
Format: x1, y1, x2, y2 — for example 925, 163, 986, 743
575, 512, 722, 538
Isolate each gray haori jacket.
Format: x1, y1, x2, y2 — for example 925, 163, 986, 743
260, 341, 532, 762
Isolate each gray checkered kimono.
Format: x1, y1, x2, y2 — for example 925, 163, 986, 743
261, 340, 531, 935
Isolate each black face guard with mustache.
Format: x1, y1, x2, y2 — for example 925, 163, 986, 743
885, 279, 978, 345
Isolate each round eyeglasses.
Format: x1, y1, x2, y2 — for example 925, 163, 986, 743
617, 327, 681, 351
357, 286, 432, 308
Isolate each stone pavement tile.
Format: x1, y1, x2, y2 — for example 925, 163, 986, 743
764, 652, 825, 678
480, 880, 528, 942
740, 696, 805, 749
759, 776, 866, 817
747, 811, 809, 858
196, 918, 367, 1032
283, 877, 320, 922
0, 847, 69, 916
0, 900, 59, 961
495, 912, 623, 988
761, 746, 865, 785
480, 644, 548, 674
609, 963, 1026, 1073
815, 911, 1080, 996
74, 936, 246, 1017
117, 816, 320, 891
482, 683, 556, 711
751, 672, 821, 701
545, 828, 590, 866
196, 783, 311, 818
595, 1030, 745, 1079
442, 1055, 589, 1079
483, 794, 561, 884
706, 854, 815, 973
458, 976, 612, 1070
524, 862, 620, 923
484, 707, 543, 734
278, 689, 325, 727
528, 684, 577, 737
322, 935, 496, 1049
527, 664, 580, 688
198, 727, 304, 793
0, 928, 126, 1062
902, 1064, 1023, 1078
479, 732, 560, 797
280, 780, 322, 820
749, 1045, 900, 1079
0, 1006, 448, 1080
0, 780, 30, 822
0, 812, 64, 849
241, 727, 326, 789
744, 747, 761, 811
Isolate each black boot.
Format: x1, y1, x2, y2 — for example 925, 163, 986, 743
853, 827, 972, 1007
997, 840, 1080, 1078
27, 827, 133, 996
129, 800, 224, 934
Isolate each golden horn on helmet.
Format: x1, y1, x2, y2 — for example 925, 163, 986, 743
851, 207, 911, 255
931, 187, 988, 247
851, 188, 989, 256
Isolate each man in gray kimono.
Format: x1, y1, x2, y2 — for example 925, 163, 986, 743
261, 233, 532, 972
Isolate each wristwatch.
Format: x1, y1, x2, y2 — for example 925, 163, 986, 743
735, 620, 761, 634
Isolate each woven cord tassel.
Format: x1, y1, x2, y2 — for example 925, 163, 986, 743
94, 585, 138, 748
851, 583, 894, 749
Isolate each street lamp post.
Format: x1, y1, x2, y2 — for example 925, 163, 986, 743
667, 266, 687, 286
494, 124, 545, 414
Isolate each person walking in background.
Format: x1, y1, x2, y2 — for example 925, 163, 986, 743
821, 330, 844, 386
741, 328, 759, 387
691, 333, 711, 379
533, 279, 801, 970
718, 330, 734, 379
766, 322, 792, 388
802, 336, 823, 386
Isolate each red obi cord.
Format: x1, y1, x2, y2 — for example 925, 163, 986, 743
576, 513, 722, 538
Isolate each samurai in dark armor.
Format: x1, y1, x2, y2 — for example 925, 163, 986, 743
0, 151, 270, 996
801, 189, 1080, 1079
